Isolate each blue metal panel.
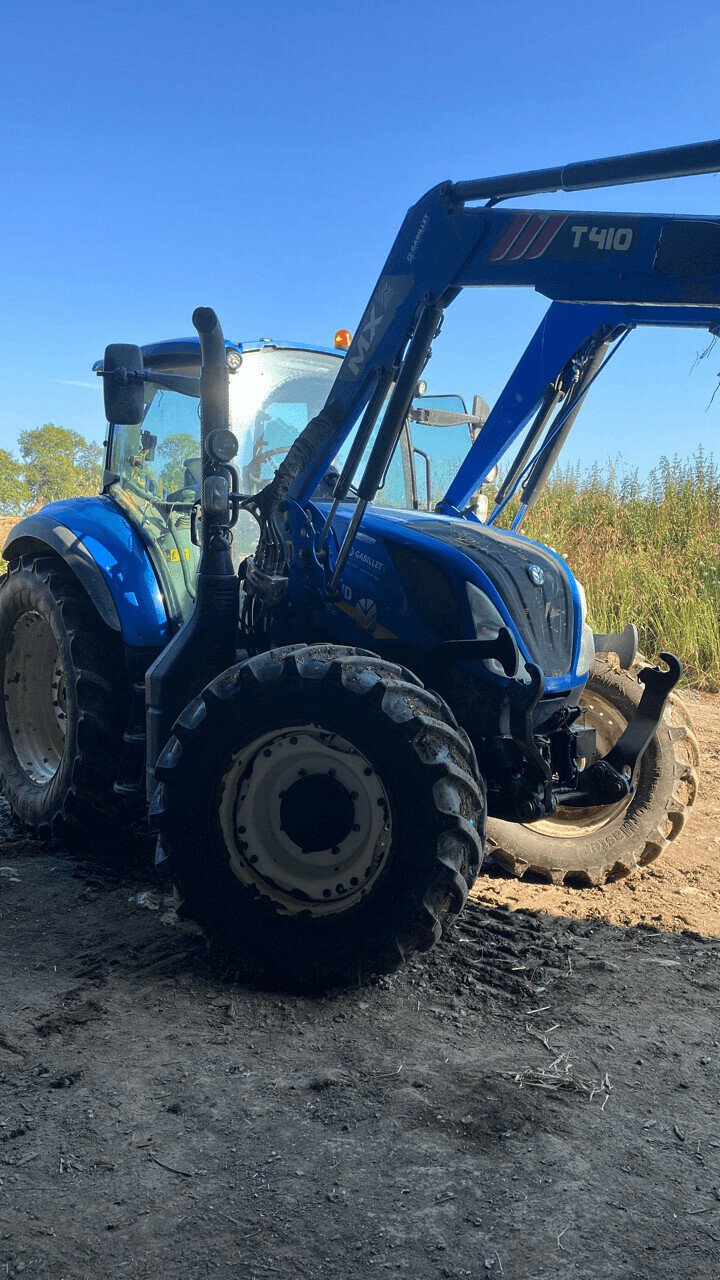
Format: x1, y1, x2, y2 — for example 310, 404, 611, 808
309, 501, 585, 693
370, 507, 585, 694
7, 498, 170, 647
458, 209, 720, 307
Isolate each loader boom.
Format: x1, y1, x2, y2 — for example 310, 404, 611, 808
261, 138, 720, 551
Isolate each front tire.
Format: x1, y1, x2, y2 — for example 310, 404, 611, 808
0, 555, 136, 838
152, 644, 486, 984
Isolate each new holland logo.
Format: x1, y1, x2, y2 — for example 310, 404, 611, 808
488, 213, 567, 263
355, 598, 378, 630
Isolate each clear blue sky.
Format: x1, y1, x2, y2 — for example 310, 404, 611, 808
1, 0, 719, 475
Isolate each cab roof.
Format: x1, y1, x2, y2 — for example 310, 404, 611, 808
93, 337, 343, 371
140, 337, 343, 366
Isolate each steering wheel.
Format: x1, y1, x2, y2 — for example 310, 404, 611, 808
253, 446, 290, 465
245, 445, 290, 484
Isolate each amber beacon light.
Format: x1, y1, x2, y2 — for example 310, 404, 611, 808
334, 328, 352, 350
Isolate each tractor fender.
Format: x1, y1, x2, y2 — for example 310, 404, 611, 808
3, 497, 171, 648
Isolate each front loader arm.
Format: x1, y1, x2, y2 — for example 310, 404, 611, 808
264, 180, 476, 508
443, 298, 720, 515
259, 139, 720, 530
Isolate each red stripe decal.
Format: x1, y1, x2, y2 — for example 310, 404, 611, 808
504, 214, 547, 261
523, 213, 567, 259
488, 214, 533, 262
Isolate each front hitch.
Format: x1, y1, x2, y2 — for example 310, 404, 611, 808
491, 662, 556, 822
560, 653, 683, 808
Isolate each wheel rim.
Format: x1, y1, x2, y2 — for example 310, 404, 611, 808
218, 724, 393, 915
4, 611, 68, 784
525, 687, 635, 838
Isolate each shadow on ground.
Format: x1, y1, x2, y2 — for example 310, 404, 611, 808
1, 804, 719, 1280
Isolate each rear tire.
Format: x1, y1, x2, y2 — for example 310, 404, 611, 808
486, 658, 699, 885
0, 555, 137, 838
152, 644, 485, 984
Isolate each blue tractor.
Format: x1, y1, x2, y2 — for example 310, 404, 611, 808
0, 140, 713, 982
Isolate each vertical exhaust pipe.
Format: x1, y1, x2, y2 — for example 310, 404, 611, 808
145, 308, 240, 795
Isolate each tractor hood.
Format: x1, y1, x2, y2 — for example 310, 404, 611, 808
327, 506, 585, 686
404, 515, 575, 677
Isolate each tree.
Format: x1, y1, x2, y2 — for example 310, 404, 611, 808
19, 424, 103, 506
157, 432, 200, 495
0, 448, 31, 514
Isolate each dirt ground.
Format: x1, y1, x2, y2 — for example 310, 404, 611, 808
1, 692, 719, 1280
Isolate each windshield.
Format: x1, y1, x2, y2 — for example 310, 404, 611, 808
229, 348, 408, 508
231, 348, 342, 490
107, 347, 412, 619
410, 395, 476, 508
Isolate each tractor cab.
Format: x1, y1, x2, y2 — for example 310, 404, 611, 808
100, 337, 485, 623
100, 339, 343, 621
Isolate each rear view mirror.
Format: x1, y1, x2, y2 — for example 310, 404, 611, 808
102, 344, 145, 424
410, 393, 490, 431
472, 395, 490, 426
410, 406, 477, 427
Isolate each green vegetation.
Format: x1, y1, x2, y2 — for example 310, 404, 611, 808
0, 425, 103, 571
510, 450, 720, 691
19, 424, 102, 506
0, 447, 31, 514
0, 424, 102, 517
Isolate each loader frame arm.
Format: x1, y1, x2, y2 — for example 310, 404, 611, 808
444, 298, 720, 519
259, 139, 720, 541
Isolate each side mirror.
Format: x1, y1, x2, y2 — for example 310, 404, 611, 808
469, 395, 498, 481
102, 344, 145, 424
472, 395, 490, 426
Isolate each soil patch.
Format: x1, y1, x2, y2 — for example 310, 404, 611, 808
1, 694, 719, 1279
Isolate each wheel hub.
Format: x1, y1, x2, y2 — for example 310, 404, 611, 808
279, 773, 355, 852
4, 611, 67, 785
218, 725, 393, 915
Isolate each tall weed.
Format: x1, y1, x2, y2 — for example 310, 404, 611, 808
510, 450, 720, 691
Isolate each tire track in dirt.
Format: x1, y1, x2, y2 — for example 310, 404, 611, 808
1, 697, 719, 1278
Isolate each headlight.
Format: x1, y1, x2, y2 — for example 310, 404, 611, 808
575, 580, 595, 676
466, 581, 506, 638
466, 583, 531, 683
577, 581, 586, 620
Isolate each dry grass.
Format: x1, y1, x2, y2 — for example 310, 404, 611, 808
506, 1023, 613, 1109
509, 451, 720, 691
